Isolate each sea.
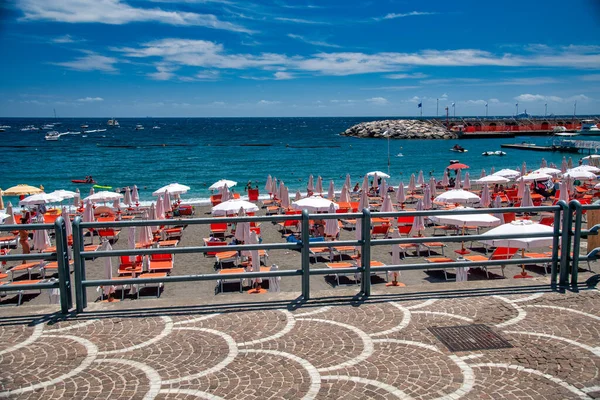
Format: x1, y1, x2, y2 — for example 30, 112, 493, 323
0, 117, 596, 206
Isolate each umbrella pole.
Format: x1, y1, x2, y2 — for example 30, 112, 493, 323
514, 248, 533, 278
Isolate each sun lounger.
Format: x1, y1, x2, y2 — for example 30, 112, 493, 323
158, 240, 179, 247
325, 262, 359, 286
9, 279, 44, 306
371, 224, 390, 239
425, 257, 458, 280
203, 238, 227, 257
215, 251, 239, 268
138, 272, 166, 297
463, 247, 519, 278
8, 262, 43, 280
41, 260, 74, 278
332, 246, 358, 261
523, 252, 551, 274
265, 205, 280, 215
97, 228, 121, 243
309, 246, 332, 263
209, 222, 228, 238
164, 227, 183, 240
118, 255, 143, 276
277, 219, 299, 234
148, 253, 174, 274
0, 235, 18, 249
422, 241, 446, 256
217, 267, 245, 293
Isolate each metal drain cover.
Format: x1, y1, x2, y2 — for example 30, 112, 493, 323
428, 324, 513, 352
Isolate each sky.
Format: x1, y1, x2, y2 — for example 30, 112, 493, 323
1, 0, 600, 117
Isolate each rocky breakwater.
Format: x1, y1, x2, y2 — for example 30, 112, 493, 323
341, 119, 456, 139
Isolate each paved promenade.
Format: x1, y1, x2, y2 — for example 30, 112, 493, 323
1, 284, 599, 399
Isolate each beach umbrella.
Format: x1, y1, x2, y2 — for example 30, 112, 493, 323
235, 207, 250, 244
358, 189, 369, 211
0, 190, 4, 211
396, 182, 406, 206
541, 158, 547, 168
480, 169, 486, 178
307, 175, 314, 192
83, 201, 94, 222
476, 175, 510, 185
562, 170, 597, 180
493, 169, 521, 179
361, 175, 369, 193
572, 165, 600, 173
532, 167, 561, 176
492, 195, 504, 223
149, 203, 158, 232
409, 199, 425, 237
268, 264, 281, 293
463, 172, 471, 190
84, 191, 123, 204
208, 180, 236, 191
441, 171, 450, 187
277, 181, 284, 202
281, 186, 290, 209
430, 206, 501, 228
128, 225, 136, 262
316, 176, 323, 194
112, 197, 120, 211
248, 231, 263, 290
324, 203, 340, 238
340, 184, 350, 204
3, 184, 43, 196
417, 170, 424, 186
220, 184, 230, 202
490, 166, 496, 174
156, 196, 165, 219
345, 174, 351, 190
19, 192, 62, 206
163, 190, 172, 213
566, 176, 574, 195
434, 189, 480, 205
137, 210, 153, 247
387, 227, 405, 286
559, 181, 569, 202
379, 179, 387, 196
455, 169, 462, 189
366, 171, 390, 178
429, 177, 437, 198
519, 172, 552, 182
74, 189, 81, 208
100, 240, 115, 297
89, 187, 95, 196
447, 163, 469, 170
32, 214, 51, 252
132, 185, 139, 204
123, 187, 132, 206
517, 178, 525, 198
561, 157, 568, 173
212, 199, 259, 216
521, 185, 534, 208
381, 193, 395, 213
4, 202, 14, 225
271, 178, 278, 197
423, 185, 432, 210
265, 175, 272, 194
50, 190, 77, 201
292, 196, 338, 212
327, 180, 335, 200
371, 173, 379, 189
568, 157, 573, 169
295, 190, 302, 201
521, 161, 527, 176
481, 185, 491, 208
408, 174, 416, 192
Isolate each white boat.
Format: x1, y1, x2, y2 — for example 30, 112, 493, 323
0, 125, 11, 129
45, 131, 60, 141
107, 118, 120, 127
152, 125, 161, 129
482, 151, 506, 156
579, 120, 600, 136
20, 125, 39, 131
42, 124, 55, 130
396, 153, 403, 157
135, 124, 144, 130
80, 124, 89, 129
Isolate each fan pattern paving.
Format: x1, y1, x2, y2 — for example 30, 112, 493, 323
1, 290, 599, 399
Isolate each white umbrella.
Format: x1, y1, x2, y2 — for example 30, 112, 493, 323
327, 180, 335, 200
409, 199, 425, 237
149, 203, 158, 232
0, 190, 3, 211
360, 175, 369, 194
492, 195, 504, 223
345, 174, 351, 190
396, 182, 406, 205
235, 207, 251, 244
388, 228, 404, 286
128, 225, 136, 262
417, 170, 424, 186
521, 185, 534, 207
4, 202, 14, 225
490, 166, 496, 174
408, 174, 416, 192
455, 169, 462, 189
316, 176, 323, 194
61, 206, 72, 238
429, 177, 437, 198
480, 169, 487, 178
381, 193, 395, 213
583, 155, 600, 161
268, 264, 281, 293
271, 178, 278, 197
152, 183, 190, 196
100, 240, 115, 297
481, 185, 491, 208
476, 175, 510, 185
292, 196, 339, 212
517, 178, 525, 198
572, 165, 600, 173
559, 181, 569, 202
212, 199, 259, 216
340, 185, 350, 203
307, 175, 314, 192
112, 197, 120, 211
371, 173, 379, 189
249, 231, 262, 288
295, 190, 302, 201
265, 175, 273, 193
430, 207, 501, 228
89, 187, 95, 196
32, 214, 51, 252
50, 190, 77, 201
83, 201, 94, 223
434, 189, 480, 205
518, 172, 552, 182
380, 179, 387, 197
84, 191, 123, 204
441, 171, 450, 187
324, 203, 340, 238
123, 187, 132, 206
493, 169, 521, 179
463, 172, 471, 190
137, 210, 153, 247
74, 188, 81, 208
220, 184, 230, 202
568, 157, 573, 169
132, 185, 139, 204
479, 220, 554, 249
156, 196, 165, 219
278, 181, 285, 201
19, 192, 62, 206
208, 180, 237, 191
521, 161, 527, 176
366, 171, 390, 178
563, 170, 597, 180
561, 157, 568, 173
358, 189, 369, 211
422, 185, 432, 210
163, 190, 172, 213
541, 158, 547, 168
533, 167, 561, 176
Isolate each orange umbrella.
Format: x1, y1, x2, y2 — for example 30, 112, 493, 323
447, 163, 469, 170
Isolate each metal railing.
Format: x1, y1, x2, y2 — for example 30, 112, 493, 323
4, 199, 599, 314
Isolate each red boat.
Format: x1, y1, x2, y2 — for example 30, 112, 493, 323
71, 179, 96, 184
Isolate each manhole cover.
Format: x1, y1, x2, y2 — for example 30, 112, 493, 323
428, 324, 513, 352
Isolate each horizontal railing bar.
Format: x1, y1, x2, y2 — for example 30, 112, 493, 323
369, 257, 554, 272
0, 282, 60, 291
371, 206, 559, 218
371, 231, 557, 246
0, 223, 56, 231
0, 254, 57, 262
83, 269, 302, 286
309, 267, 362, 276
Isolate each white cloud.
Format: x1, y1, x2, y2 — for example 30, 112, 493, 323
257, 100, 280, 105
440, 93, 448, 98
385, 72, 428, 79
581, 74, 600, 81
17, 0, 253, 33
515, 93, 592, 103
287, 34, 340, 48
274, 71, 294, 80
51, 34, 80, 43
376, 11, 436, 20
367, 97, 389, 105
274, 17, 329, 24
489, 98, 499, 103
147, 64, 178, 80
51, 52, 118, 72
77, 97, 104, 102
464, 99, 487, 105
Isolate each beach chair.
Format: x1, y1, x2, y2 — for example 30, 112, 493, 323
309, 247, 333, 263
248, 188, 259, 202
203, 238, 227, 257
538, 216, 554, 226
158, 239, 179, 248
210, 194, 222, 206
215, 251, 239, 269
209, 222, 228, 238
371, 224, 390, 239
7, 262, 44, 280
217, 267, 245, 293
164, 227, 183, 240
97, 228, 121, 243
278, 219, 299, 234
0, 235, 18, 249
137, 272, 166, 297
148, 253, 174, 274
9, 279, 44, 306
463, 247, 519, 278
425, 257, 458, 281
325, 262, 359, 286
41, 260, 74, 278
503, 213, 516, 224
118, 255, 143, 276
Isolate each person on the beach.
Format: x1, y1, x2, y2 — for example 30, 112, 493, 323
352, 183, 360, 193
19, 212, 31, 263
244, 181, 252, 192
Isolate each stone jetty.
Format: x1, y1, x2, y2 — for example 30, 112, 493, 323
341, 119, 456, 139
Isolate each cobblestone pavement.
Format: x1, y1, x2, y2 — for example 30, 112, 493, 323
1, 287, 599, 399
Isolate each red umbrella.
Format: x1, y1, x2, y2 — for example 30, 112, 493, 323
447, 163, 470, 170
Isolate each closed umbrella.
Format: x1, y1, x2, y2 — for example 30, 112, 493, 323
396, 182, 406, 207
422, 185, 432, 210
137, 210, 153, 248
112, 197, 120, 211
568, 157, 573, 169
324, 203, 339, 239
132, 185, 139, 204
60, 206, 72, 238
379, 179, 387, 197
156, 196, 165, 219
0, 190, 3, 211
247, 231, 265, 294
89, 187, 95, 196
212, 199, 259, 216
278, 181, 285, 202
280, 186, 290, 210
327, 180, 335, 200
455, 169, 462, 189
307, 175, 314, 192
32, 214, 51, 252
490, 166, 495, 174
83, 200, 95, 244
271, 178, 278, 197
361, 175, 369, 193
566, 176, 574, 195
100, 240, 115, 298
386, 228, 405, 287
5, 202, 14, 225
124, 187, 132, 206
409, 199, 425, 237
235, 207, 250, 244
340, 185, 350, 204
358, 190, 369, 211
480, 169, 487, 178
316, 176, 323, 194
128, 224, 136, 263
517, 178, 525, 198
408, 174, 416, 192
265, 175, 273, 194
561, 157, 568, 173
463, 172, 471, 190
429, 177, 437, 198
492, 195, 504, 223
149, 203, 158, 233
345, 174, 351, 190
541, 158, 547, 168
442, 171, 450, 187
521, 185, 534, 208
209, 180, 237, 191
74, 188, 81, 208
268, 264, 281, 293
381, 193, 394, 213
371, 173, 379, 190
295, 190, 302, 201
559, 181, 569, 202
521, 161, 527, 176
220, 184, 230, 202
163, 190, 172, 213
481, 185, 491, 208
417, 170, 424, 187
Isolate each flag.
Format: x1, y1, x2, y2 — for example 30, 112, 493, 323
451, 102, 455, 107
485, 103, 488, 107
417, 102, 422, 108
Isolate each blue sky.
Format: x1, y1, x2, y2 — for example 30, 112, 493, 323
1, 0, 600, 117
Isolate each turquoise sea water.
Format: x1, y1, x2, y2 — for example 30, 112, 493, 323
0, 117, 593, 205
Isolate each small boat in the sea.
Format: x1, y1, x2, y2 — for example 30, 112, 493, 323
20, 125, 39, 131
482, 151, 506, 156
450, 144, 467, 153
45, 131, 60, 141
579, 120, 600, 136
135, 124, 144, 130
152, 125, 161, 130
396, 153, 403, 157
107, 118, 120, 127
81, 124, 89, 129
42, 124, 55, 130
0, 125, 11, 129
72, 178, 96, 184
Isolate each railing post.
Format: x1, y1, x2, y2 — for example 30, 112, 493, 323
361, 209, 372, 296
54, 217, 72, 313
570, 200, 583, 287
301, 209, 310, 301
551, 201, 567, 286
72, 217, 87, 312
559, 201, 573, 287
